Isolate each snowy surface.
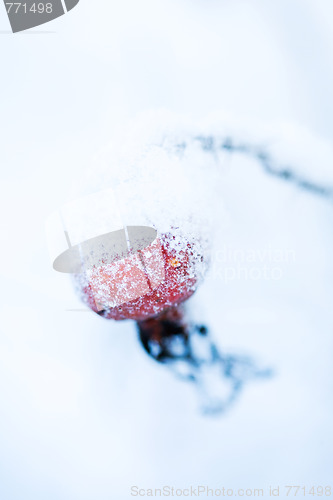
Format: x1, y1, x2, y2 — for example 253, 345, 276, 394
0, 0, 333, 498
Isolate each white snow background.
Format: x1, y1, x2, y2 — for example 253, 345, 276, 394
0, 0, 332, 498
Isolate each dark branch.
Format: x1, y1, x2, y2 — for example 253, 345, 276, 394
190, 136, 333, 200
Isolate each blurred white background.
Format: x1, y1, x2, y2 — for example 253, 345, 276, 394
0, 0, 333, 498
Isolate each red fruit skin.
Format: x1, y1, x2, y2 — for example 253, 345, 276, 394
78, 234, 198, 321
